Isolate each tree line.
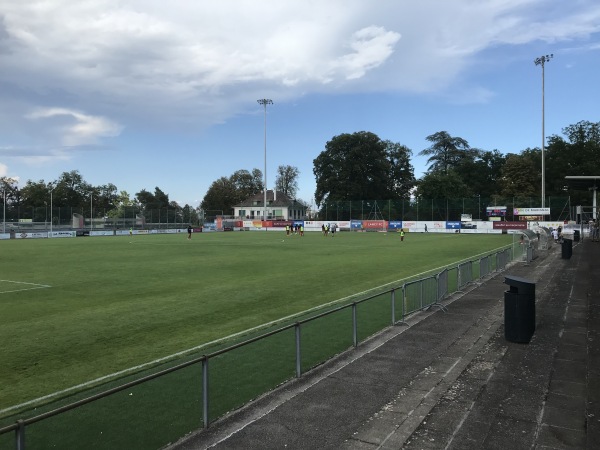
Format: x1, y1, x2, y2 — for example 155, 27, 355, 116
0, 170, 198, 224
313, 120, 600, 214
2, 120, 598, 220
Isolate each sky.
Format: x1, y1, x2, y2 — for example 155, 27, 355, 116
1, 1, 599, 209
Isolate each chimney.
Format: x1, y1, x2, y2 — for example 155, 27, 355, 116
274, 189, 277, 201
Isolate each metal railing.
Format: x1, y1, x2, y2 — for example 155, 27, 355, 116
0, 245, 515, 450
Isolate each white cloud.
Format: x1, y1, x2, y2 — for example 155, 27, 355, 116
26, 107, 123, 146
0, 163, 7, 177
0, 0, 599, 159
330, 26, 401, 80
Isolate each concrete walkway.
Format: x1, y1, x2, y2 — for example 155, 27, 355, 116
170, 240, 599, 450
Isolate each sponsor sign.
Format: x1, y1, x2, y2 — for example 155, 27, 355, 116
518, 216, 544, 222
273, 221, 292, 227
363, 220, 386, 230
446, 221, 461, 229
493, 221, 527, 229
15, 232, 47, 239
350, 220, 363, 229
50, 231, 77, 238
90, 231, 113, 237
388, 221, 403, 229
461, 214, 472, 222
513, 207, 550, 216
303, 220, 317, 228
0, 233, 10, 240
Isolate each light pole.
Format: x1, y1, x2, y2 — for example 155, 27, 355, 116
90, 190, 94, 230
534, 54, 553, 208
2, 188, 5, 234
49, 187, 54, 233
257, 99, 273, 224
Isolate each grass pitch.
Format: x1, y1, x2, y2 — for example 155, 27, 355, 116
0, 230, 513, 412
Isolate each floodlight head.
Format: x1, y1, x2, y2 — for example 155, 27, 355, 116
534, 54, 554, 66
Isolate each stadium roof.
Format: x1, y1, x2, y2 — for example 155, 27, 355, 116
565, 176, 600, 190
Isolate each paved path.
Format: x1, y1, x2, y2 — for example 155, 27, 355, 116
170, 240, 600, 450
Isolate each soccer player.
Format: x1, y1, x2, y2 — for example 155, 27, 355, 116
187, 225, 192, 240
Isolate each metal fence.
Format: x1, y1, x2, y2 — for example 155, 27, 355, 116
317, 196, 571, 222
0, 206, 200, 232
1, 195, 572, 230
0, 245, 516, 450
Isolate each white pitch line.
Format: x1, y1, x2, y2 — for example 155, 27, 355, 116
0, 280, 51, 294
0, 279, 51, 287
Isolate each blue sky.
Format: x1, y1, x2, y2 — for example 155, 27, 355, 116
1, 1, 599, 209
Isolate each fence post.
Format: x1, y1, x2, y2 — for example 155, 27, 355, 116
402, 284, 406, 322
352, 303, 357, 348
202, 357, 209, 428
391, 288, 396, 325
295, 322, 301, 378
16, 419, 25, 450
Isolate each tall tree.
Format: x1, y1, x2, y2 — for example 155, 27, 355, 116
383, 140, 415, 199
135, 187, 170, 211
0, 177, 20, 206
107, 191, 138, 218
545, 120, 600, 200
94, 183, 118, 214
54, 170, 91, 208
419, 131, 475, 174
201, 168, 265, 216
231, 169, 263, 200
200, 177, 238, 215
313, 131, 390, 205
19, 180, 50, 207
416, 170, 471, 200
453, 149, 506, 198
275, 165, 300, 198
498, 153, 538, 197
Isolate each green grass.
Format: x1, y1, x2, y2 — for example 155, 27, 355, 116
0, 231, 513, 413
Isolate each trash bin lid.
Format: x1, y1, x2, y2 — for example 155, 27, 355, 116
504, 275, 535, 295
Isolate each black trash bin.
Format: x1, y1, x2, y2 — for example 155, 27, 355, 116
574, 230, 580, 242
561, 238, 573, 259
504, 275, 535, 343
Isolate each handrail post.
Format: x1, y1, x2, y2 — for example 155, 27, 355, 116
352, 303, 357, 347
391, 288, 396, 325
16, 419, 25, 450
202, 357, 209, 428
295, 322, 301, 377
402, 284, 406, 321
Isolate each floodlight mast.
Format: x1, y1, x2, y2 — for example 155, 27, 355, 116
534, 54, 553, 208
257, 99, 273, 225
